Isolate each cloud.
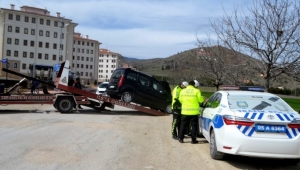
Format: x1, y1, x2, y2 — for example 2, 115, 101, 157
3, 0, 250, 59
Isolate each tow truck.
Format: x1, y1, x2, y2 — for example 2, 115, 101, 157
0, 60, 167, 116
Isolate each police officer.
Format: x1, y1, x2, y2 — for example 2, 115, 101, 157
178, 80, 204, 144
171, 81, 189, 140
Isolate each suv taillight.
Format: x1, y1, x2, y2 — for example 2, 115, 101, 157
118, 75, 124, 87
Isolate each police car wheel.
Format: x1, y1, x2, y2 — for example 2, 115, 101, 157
210, 130, 224, 160
165, 104, 172, 114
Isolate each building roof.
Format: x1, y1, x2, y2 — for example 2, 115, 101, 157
73, 32, 101, 44
99, 49, 118, 55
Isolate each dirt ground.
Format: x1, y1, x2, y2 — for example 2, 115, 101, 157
0, 104, 299, 170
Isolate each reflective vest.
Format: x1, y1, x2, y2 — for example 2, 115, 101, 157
171, 85, 182, 109
179, 85, 204, 115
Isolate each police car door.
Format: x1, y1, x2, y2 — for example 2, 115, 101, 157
201, 93, 222, 139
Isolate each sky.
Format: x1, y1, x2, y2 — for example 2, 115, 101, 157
2, 0, 252, 59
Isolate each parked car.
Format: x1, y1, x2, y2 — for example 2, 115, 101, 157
96, 82, 109, 95
106, 68, 172, 113
199, 89, 300, 163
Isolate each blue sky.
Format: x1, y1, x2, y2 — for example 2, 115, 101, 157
3, 0, 251, 59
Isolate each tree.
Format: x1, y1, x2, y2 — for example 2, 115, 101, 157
196, 36, 247, 91
211, 0, 300, 90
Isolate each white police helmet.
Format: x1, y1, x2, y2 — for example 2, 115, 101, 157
194, 80, 199, 87
182, 81, 189, 87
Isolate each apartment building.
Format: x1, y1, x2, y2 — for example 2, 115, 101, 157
0, 4, 77, 80
72, 33, 100, 85
98, 49, 120, 82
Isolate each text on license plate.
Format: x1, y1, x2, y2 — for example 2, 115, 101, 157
255, 124, 286, 133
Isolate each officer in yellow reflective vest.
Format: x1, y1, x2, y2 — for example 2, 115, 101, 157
178, 80, 204, 144
171, 81, 189, 140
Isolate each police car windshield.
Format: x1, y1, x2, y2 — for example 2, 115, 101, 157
227, 94, 294, 113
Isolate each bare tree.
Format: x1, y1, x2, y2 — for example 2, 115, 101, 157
196, 36, 246, 91
212, 0, 300, 90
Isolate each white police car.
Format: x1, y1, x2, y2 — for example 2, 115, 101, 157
199, 87, 300, 163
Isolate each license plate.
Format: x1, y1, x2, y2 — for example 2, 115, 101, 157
109, 85, 115, 88
255, 124, 286, 133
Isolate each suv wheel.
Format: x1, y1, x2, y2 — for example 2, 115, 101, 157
164, 104, 172, 114
121, 92, 133, 103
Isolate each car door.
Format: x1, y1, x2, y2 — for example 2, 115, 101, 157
149, 79, 170, 109
134, 74, 155, 105
201, 93, 222, 139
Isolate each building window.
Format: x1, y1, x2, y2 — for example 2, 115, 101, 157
87, 49, 89, 54
23, 51, 27, 58
39, 30, 43, 36
86, 65, 88, 69
91, 50, 93, 54
45, 54, 49, 60
31, 29, 35, 35
24, 28, 28, 34
7, 38, 11, 44
14, 51, 18, 57
78, 41, 81, 45
39, 42, 43, 48
32, 17, 36, 23
81, 57, 84, 61
87, 42, 90, 46
8, 26, 12, 32
106, 65, 108, 68
77, 64, 79, 68
23, 40, 27, 46
53, 43, 57, 49
25, 16, 29, 22
90, 73, 92, 77
77, 56, 80, 60
13, 63, 18, 69
30, 41, 34, 47
15, 27, 20, 33
81, 64, 83, 68
106, 70, 108, 73
80, 72, 83, 76
61, 33, 64, 39
85, 72, 88, 76
46, 31, 50, 37
90, 65, 93, 69
54, 21, 58, 27
86, 57, 89, 61
40, 19, 44, 25
59, 55, 62, 61
52, 54, 56, 60
16, 15, 20, 21
77, 49, 80, 53
91, 43, 94, 47
30, 52, 34, 58
6, 50, 11, 56
8, 14, 13, 20
54, 32, 57, 38
45, 42, 49, 48
82, 49, 84, 53
15, 39, 19, 45
46, 20, 50, 26
91, 58, 93, 62
22, 63, 26, 69
38, 53, 42, 59
60, 44, 63, 50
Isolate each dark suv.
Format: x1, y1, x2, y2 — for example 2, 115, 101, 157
106, 68, 172, 113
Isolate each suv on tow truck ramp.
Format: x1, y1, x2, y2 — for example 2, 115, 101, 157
106, 68, 172, 114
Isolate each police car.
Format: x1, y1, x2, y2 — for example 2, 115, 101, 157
199, 86, 300, 163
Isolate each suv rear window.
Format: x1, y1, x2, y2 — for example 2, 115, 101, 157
111, 70, 124, 78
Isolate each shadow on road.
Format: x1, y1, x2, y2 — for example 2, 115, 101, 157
224, 154, 300, 169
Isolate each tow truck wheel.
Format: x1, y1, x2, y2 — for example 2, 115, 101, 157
56, 97, 74, 113
121, 92, 133, 103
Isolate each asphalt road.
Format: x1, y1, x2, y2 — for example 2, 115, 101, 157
0, 104, 299, 170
